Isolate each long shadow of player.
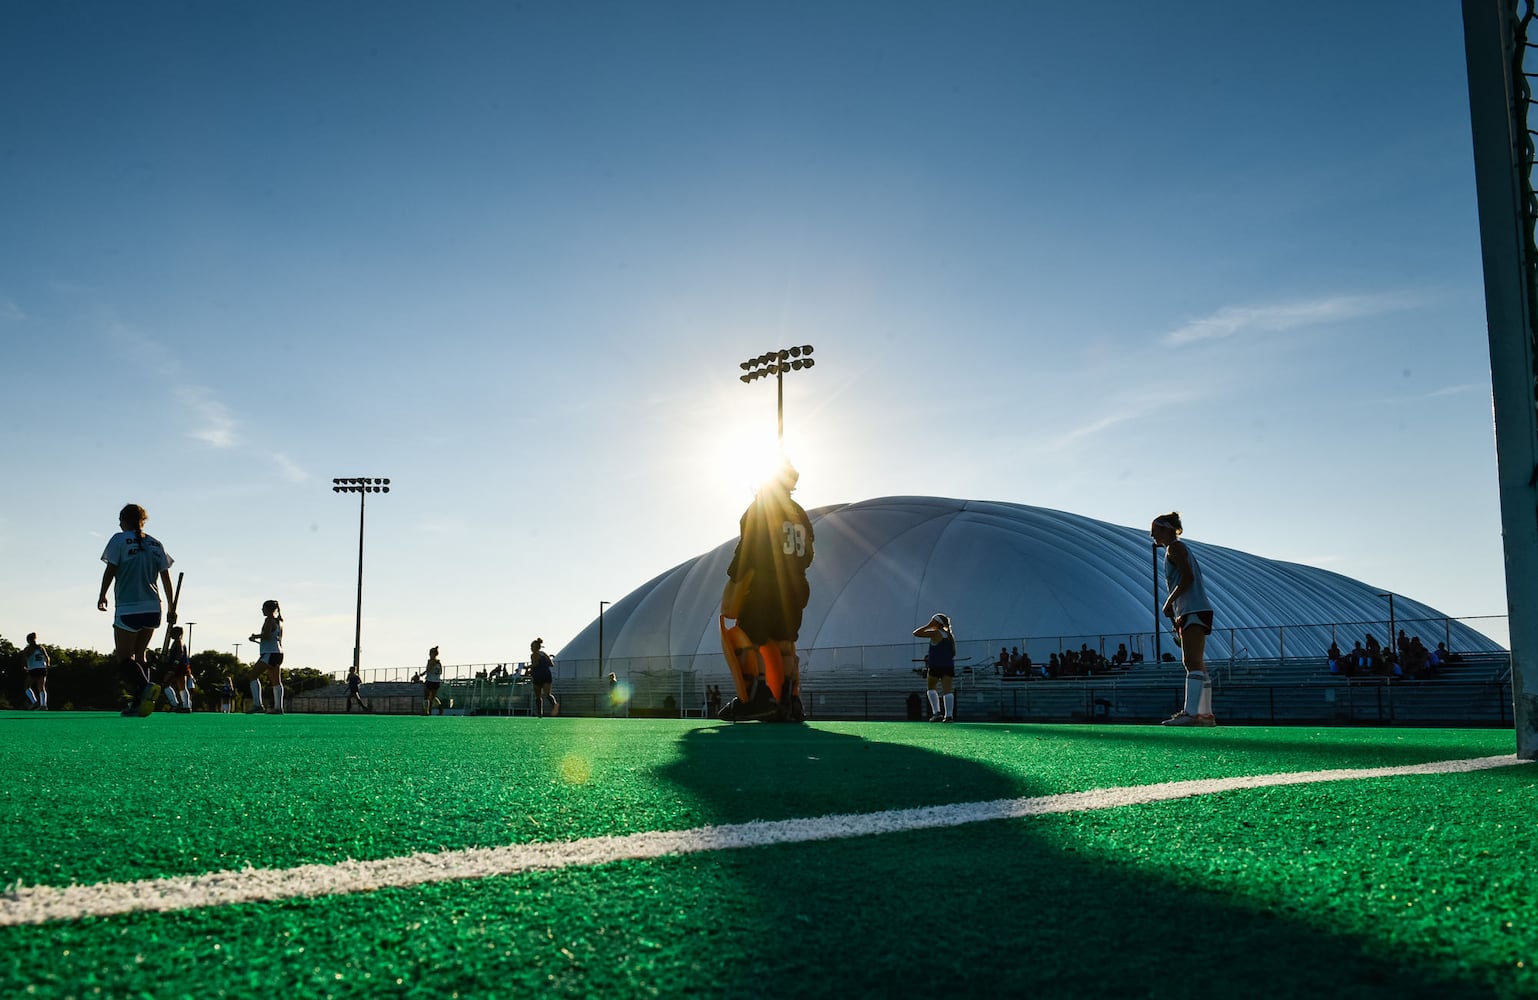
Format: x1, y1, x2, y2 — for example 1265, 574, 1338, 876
657, 721, 1502, 998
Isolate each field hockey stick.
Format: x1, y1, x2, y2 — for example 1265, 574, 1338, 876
160, 571, 185, 656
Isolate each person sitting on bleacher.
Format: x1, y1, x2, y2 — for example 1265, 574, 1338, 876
1327, 641, 1343, 675
1112, 643, 1129, 667
995, 647, 1010, 675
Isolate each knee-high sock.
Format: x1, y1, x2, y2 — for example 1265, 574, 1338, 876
274, 684, 284, 711
719, 618, 757, 702
761, 644, 785, 700
25, 689, 37, 706
1197, 673, 1212, 715
250, 679, 263, 707
927, 689, 941, 714
943, 692, 954, 718
1184, 671, 1208, 715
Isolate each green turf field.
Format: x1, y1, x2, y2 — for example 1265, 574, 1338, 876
0, 713, 1532, 998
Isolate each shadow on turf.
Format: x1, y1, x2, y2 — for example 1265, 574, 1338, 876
655, 722, 1508, 998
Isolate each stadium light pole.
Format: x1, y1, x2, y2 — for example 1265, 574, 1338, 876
739, 345, 815, 444
185, 622, 197, 658
598, 600, 610, 679
333, 477, 391, 674
232, 643, 241, 662
1152, 542, 1163, 664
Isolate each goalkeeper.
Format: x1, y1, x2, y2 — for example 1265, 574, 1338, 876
718, 460, 814, 723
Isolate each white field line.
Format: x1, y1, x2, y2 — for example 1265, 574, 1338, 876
1, 753, 1527, 927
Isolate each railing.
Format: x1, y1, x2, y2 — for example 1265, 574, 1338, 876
339, 612, 1513, 689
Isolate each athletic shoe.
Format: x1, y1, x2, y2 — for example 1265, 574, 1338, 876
1194, 714, 1217, 727
787, 695, 805, 724
716, 697, 745, 721
136, 684, 161, 718
928, 714, 944, 723
942, 716, 955, 723
1162, 712, 1200, 727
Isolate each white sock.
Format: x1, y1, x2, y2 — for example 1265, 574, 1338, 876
25, 690, 37, 706
943, 692, 955, 718
40, 690, 47, 708
1197, 673, 1213, 716
927, 689, 941, 714
274, 684, 284, 710
250, 679, 263, 707
1184, 671, 1207, 715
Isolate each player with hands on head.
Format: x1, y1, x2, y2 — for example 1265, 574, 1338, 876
914, 612, 958, 722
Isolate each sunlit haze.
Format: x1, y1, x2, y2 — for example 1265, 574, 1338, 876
0, 2, 1508, 671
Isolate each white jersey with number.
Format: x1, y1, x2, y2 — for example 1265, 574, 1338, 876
27, 648, 47, 671
259, 620, 283, 656
101, 531, 174, 615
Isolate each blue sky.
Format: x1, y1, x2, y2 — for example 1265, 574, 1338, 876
0, 1, 1507, 672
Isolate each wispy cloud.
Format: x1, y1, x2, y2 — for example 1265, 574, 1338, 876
0, 296, 23, 323
269, 452, 308, 483
1161, 293, 1420, 347
177, 386, 238, 448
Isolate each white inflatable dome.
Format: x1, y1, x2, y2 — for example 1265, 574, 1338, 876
558, 497, 1499, 662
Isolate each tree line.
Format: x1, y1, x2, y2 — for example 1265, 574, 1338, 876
0, 634, 332, 712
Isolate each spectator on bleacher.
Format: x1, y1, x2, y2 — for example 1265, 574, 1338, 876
1406, 637, 1434, 679
1048, 652, 1061, 678
1035, 658, 1050, 679
1016, 648, 1032, 677
488, 663, 509, 680
1112, 643, 1129, 667
995, 647, 1010, 675
1435, 642, 1462, 664
1327, 641, 1342, 675
706, 683, 722, 717
1363, 634, 1382, 673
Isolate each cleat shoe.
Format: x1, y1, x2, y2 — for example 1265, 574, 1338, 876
1162, 712, 1199, 727
716, 697, 745, 721
1194, 714, 1217, 727
928, 713, 944, 723
742, 680, 780, 721
942, 716, 955, 723
787, 694, 805, 724
136, 685, 161, 718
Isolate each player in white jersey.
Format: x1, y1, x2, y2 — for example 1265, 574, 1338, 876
22, 632, 50, 709
423, 647, 445, 715
1151, 511, 1217, 727
98, 503, 176, 713
248, 599, 285, 714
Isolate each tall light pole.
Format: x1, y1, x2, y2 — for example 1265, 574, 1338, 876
185, 622, 197, 658
1152, 542, 1163, 663
333, 477, 391, 674
598, 600, 610, 678
739, 345, 815, 444
232, 643, 241, 662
